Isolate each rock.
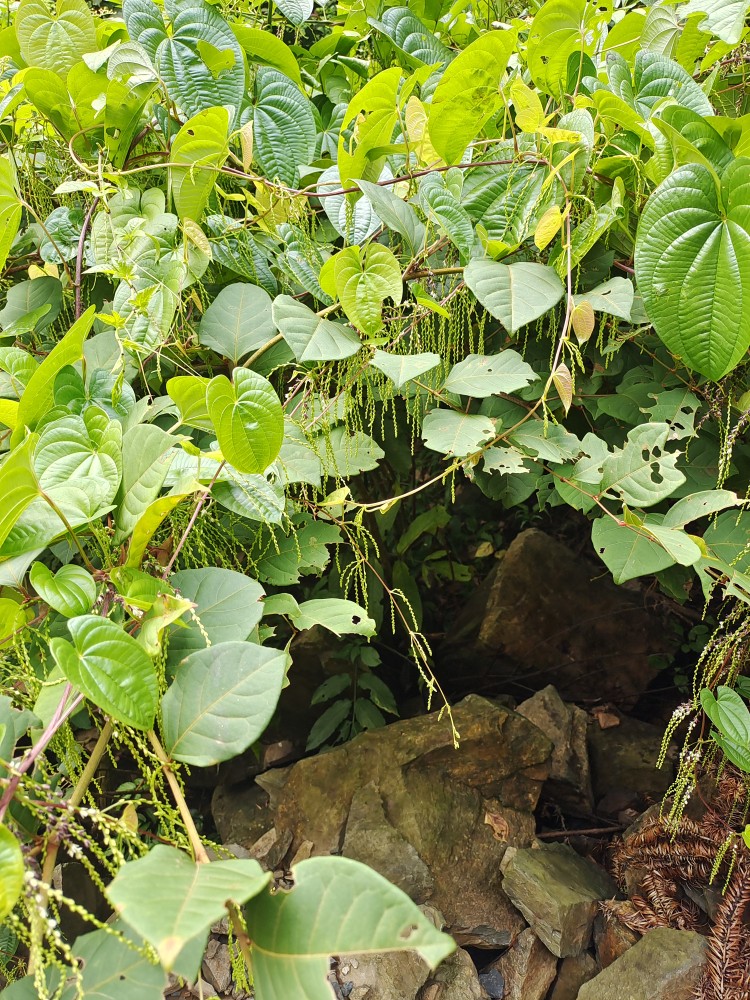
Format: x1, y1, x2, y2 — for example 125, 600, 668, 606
477, 967, 504, 999
255, 695, 551, 948
577, 927, 708, 1000
201, 939, 232, 994
501, 843, 619, 957
588, 714, 674, 817
420, 946, 489, 999
446, 530, 671, 706
517, 686, 594, 816
337, 949, 431, 1000
488, 928, 557, 1000
594, 911, 640, 968
549, 952, 598, 1000
211, 783, 274, 847
343, 782, 435, 902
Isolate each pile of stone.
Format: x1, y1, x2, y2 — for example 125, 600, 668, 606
203, 684, 707, 1000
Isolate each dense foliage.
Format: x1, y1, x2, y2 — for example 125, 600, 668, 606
0, 0, 750, 995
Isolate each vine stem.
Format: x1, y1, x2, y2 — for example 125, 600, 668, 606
0, 685, 83, 823
162, 466, 223, 578
74, 197, 99, 320
148, 730, 210, 864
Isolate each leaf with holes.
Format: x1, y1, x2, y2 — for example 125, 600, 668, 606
600, 423, 685, 507
422, 409, 495, 457
246, 856, 455, 1000
592, 516, 676, 584
49, 615, 158, 729
207, 369, 284, 474
162, 641, 288, 766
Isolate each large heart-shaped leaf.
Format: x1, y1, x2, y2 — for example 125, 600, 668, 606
162, 640, 288, 766
444, 351, 538, 397
199, 283, 276, 363
701, 685, 750, 745
591, 517, 676, 584
16, 0, 97, 76
108, 846, 271, 975
272, 295, 361, 362
370, 350, 440, 390
251, 67, 316, 188
245, 856, 455, 1000
123, 0, 246, 123
421, 409, 495, 457
321, 245, 402, 337
369, 7, 452, 67
678, 0, 750, 44
464, 260, 565, 334
635, 159, 750, 379
49, 615, 158, 730
207, 368, 284, 474
429, 30, 517, 162
169, 567, 265, 658
170, 106, 229, 221
274, 0, 313, 26
29, 562, 96, 617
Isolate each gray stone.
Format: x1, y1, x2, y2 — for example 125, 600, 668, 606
577, 927, 707, 1000
501, 843, 619, 957
446, 529, 671, 706
256, 695, 551, 948
337, 950, 431, 1000
211, 783, 273, 847
489, 928, 557, 1000
517, 685, 594, 816
201, 939, 232, 994
421, 947, 489, 1000
549, 952, 598, 1000
588, 715, 674, 816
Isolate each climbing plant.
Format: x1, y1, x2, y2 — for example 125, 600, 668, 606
0, 0, 750, 995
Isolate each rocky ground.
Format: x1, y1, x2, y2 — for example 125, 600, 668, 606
164, 531, 747, 999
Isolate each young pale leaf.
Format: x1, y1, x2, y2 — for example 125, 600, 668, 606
171, 107, 229, 221
678, 0, 750, 44
207, 369, 284, 474
337, 67, 402, 190
245, 856, 456, 1000
464, 260, 565, 334
0, 436, 39, 550
272, 295, 360, 362
169, 567, 265, 658
114, 425, 176, 543
0, 158, 21, 279
49, 615, 158, 730
232, 25, 302, 85
162, 640, 288, 766
422, 410, 495, 457
125, 490, 196, 569
571, 301, 595, 343
444, 351, 537, 398
534, 205, 562, 250
552, 363, 573, 415
0, 825, 23, 921
29, 563, 96, 618
429, 30, 517, 162
251, 67, 316, 187
370, 350, 440, 390
16, 0, 97, 76
108, 846, 271, 975
166, 376, 213, 430
325, 245, 402, 337
199, 283, 276, 363
288, 599, 376, 637
635, 160, 750, 380
592, 517, 676, 584
701, 686, 750, 746
600, 423, 686, 507
11, 307, 95, 445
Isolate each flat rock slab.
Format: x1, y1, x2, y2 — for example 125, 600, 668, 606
254, 695, 552, 947
577, 927, 707, 1000
446, 529, 671, 705
588, 714, 674, 816
502, 843, 618, 957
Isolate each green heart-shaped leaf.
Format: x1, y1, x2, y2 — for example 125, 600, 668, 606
29, 562, 96, 617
